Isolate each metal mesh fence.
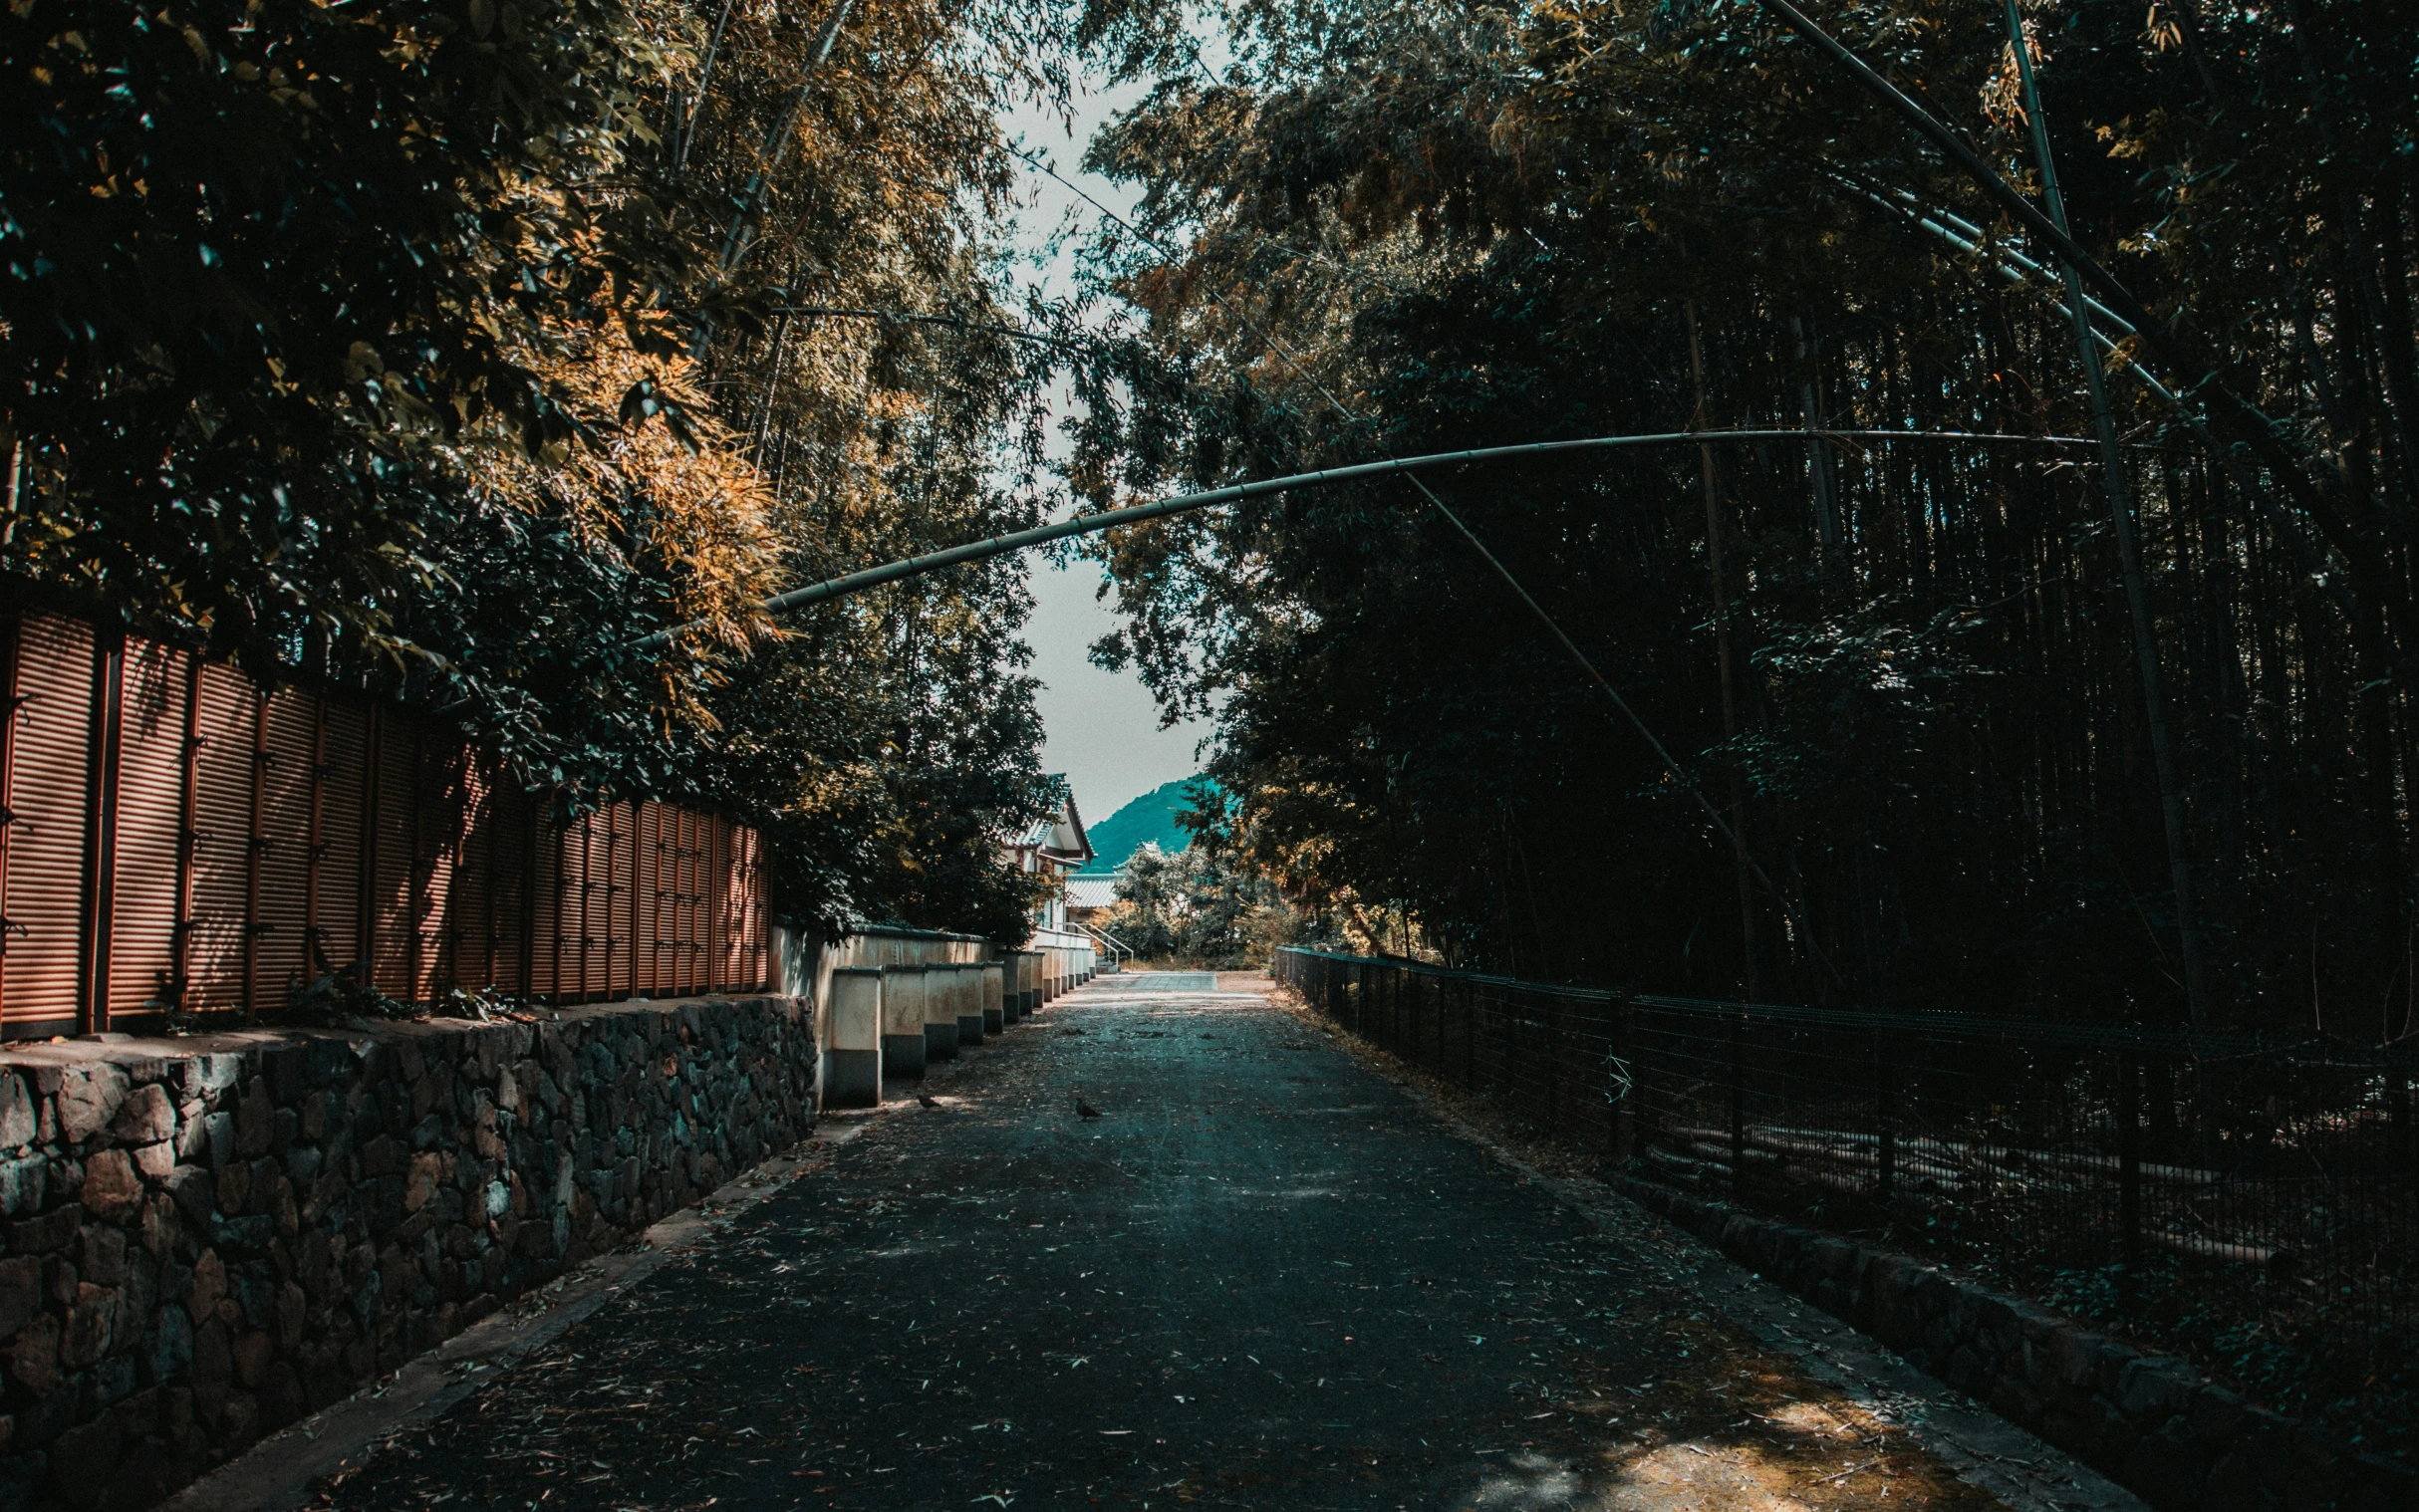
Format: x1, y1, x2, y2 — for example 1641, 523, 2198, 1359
1274, 945, 2419, 1363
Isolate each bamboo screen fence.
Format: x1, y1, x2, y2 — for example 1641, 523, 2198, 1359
0, 607, 770, 1037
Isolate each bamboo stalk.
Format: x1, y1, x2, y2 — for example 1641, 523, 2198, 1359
2003, 0, 2213, 1032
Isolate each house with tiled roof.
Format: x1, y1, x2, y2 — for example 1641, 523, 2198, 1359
1005, 775, 1094, 934
1065, 873, 1120, 921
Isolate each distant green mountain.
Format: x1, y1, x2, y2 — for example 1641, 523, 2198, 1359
1078, 777, 1217, 874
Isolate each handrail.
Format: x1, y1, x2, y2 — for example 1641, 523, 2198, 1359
1087, 924, 1128, 960
1076, 920, 1134, 971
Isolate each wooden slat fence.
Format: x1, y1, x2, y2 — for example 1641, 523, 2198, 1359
0, 607, 770, 1036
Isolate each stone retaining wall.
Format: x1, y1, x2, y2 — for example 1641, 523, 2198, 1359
0, 996, 816, 1511
1617, 1179, 2414, 1512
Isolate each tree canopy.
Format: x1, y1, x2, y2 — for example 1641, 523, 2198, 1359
1059, 0, 2419, 1030
2, 0, 1156, 935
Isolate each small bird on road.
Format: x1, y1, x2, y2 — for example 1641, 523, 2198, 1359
917, 1094, 940, 1109
1076, 1099, 1103, 1121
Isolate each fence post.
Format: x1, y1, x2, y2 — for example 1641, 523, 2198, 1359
242, 692, 267, 1015
1545, 992, 1562, 1134
1463, 977, 1477, 1090
2400, 1067, 2416, 1171
1873, 1031, 1896, 1205
79, 629, 127, 1034
0, 609, 17, 1022
1728, 1009, 1746, 1198
2120, 1052, 2144, 1290
171, 656, 201, 1015
1610, 991, 1633, 1162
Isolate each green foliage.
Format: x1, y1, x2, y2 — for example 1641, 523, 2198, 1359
2, 0, 704, 669
1105, 839, 1295, 965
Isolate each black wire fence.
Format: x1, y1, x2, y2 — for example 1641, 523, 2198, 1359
1273, 946, 2418, 1385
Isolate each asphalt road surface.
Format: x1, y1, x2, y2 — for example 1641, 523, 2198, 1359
317, 974, 2026, 1511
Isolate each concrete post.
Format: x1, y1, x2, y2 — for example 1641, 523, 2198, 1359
924, 960, 961, 1062
1014, 951, 1036, 1016
826, 967, 884, 1108
982, 961, 1006, 1033
951, 962, 986, 1047
881, 965, 929, 1080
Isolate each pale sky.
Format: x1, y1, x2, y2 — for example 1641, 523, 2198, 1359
1000, 73, 1213, 821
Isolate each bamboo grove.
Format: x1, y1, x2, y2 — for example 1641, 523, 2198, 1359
1060, 0, 2419, 1032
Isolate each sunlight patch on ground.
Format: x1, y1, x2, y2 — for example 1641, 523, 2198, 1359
1470, 1450, 1585, 1507
1457, 1426, 1910, 1512
1596, 1436, 1833, 1510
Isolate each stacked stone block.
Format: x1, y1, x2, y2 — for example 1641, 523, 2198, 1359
0, 995, 814, 1511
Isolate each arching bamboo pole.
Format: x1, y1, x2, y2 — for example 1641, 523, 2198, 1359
627, 427, 2100, 650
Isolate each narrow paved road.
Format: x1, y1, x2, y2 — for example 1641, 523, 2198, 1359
319, 975, 2018, 1511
